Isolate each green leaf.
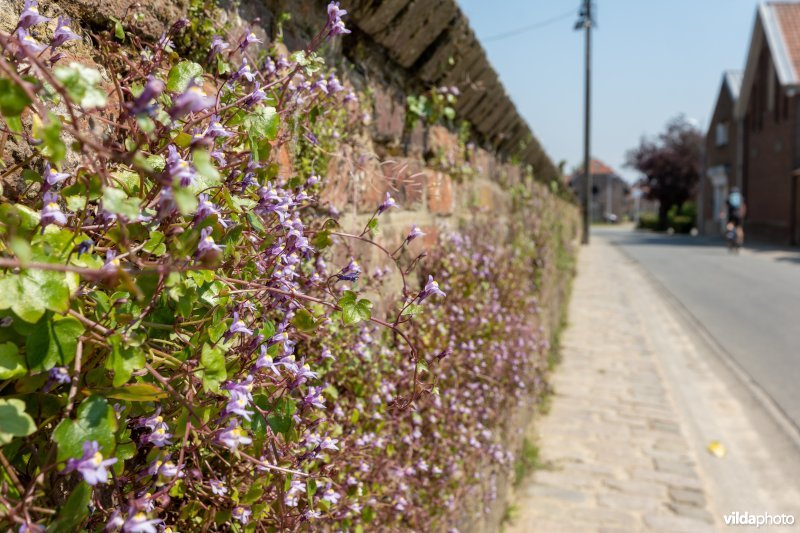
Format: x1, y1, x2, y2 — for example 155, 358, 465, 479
401, 304, 424, 317
0, 78, 31, 117
338, 291, 372, 325
143, 231, 167, 255
246, 211, 265, 232
267, 397, 296, 434
103, 383, 167, 401
106, 334, 145, 387
53, 396, 117, 461
306, 478, 317, 508
243, 106, 279, 142
0, 398, 36, 445
102, 187, 141, 220
53, 63, 107, 109
199, 343, 226, 392
191, 149, 222, 193
291, 309, 317, 332
25, 314, 84, 371
114, 19, 125, 41
173, 186, 198, 215
312, 230, 332, 249
0, 270, 71, 324
32, 114, 66, 164
0, 342, 25, 380
167, 61, 204, 93
49, 482, 91, 533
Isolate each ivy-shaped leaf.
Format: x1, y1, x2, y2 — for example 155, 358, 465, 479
25, 314, 84, 372
243, 105, 279, 142
53, 63, 107, 109
167, 61, 204, 93
0, 398, 36, 445
32, 113, 66, 164
106, 334, 145, 387
0, 78, 31, 117
53, 396, 117, 462
0, 342, 25, 380
291, 309, 317, 332
199, 343, 226, 392
0, 270, 71, 324
102, 187, 141, 220
338, 290, 372, 325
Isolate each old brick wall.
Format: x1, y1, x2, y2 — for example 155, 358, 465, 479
0, 1, 578, 530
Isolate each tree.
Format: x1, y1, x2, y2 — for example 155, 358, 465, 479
625, 115, 703, 230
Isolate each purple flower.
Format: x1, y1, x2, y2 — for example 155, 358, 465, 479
320, 436, 339, 451
223, 388, 254, 421
196, 194, 225, 225
238, 31, 262, 53
122, 512, 162, 533
130, 76, 165, 115
231, 58, 256, 84
40, 191, 67, 229
232, 506, 251, 525
418, 275, 446, 302
16, 28, 45, 54
406, 225, 425, 243
208, 35, 229, 58
139, 414, 173, 447
322, 487, 341, 505
147, 456, 180, 478
197, 226, 223, 256
336, 260, 361, 282
43, 163, 70, 187
377, 192, 397, 214
243, 82, 266, 107
165, 145, 195, 187
169, 84, 214, 119
229, 311, 253, 336
205, 115, 232, 138
62, 441, 117, 486
18, 0, 49, 29
217, 420, 252, 450
51, 16, 80, 48
210, 478, 228, 496
49, 366, 71, 385
327, 2, 350, 36
256, 346, 281, 376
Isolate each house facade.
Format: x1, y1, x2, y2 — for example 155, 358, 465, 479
708, 2, 800, 243
700, 72, 741, 236
569, 159, 631, 222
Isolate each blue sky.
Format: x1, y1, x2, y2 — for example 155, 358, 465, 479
459, 0, 764, 182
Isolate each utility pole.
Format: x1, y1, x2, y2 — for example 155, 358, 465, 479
576, 0, 594, 244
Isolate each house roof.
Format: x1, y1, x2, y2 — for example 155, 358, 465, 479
724, 70, 743, 100
571, 159, 618, 178
737, 2, 800, 117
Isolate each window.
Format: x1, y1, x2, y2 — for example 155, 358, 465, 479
716, 122, 729, 146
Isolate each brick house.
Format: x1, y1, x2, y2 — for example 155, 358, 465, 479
569, 159, 631, 222
700, 71, 742, 236
730, 2, 800, 243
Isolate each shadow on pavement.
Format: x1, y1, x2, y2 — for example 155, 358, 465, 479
593, 227, 800, 262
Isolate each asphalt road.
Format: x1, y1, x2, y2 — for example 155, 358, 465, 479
595, 225, 800, 431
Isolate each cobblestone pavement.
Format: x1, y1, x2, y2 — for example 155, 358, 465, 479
507, 232, 800, 533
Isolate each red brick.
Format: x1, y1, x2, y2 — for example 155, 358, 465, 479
381, 158, 427, 208
427, 172, 454, 214
372, 86, 405, 143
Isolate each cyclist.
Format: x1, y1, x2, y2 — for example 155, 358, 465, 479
723, 187, 745, 250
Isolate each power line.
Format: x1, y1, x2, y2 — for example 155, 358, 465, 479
481, 8, 577, 43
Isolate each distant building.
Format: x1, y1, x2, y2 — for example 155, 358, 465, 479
569, 159, 631, 222
700, 71, 742, 236
706, 2, 800, 243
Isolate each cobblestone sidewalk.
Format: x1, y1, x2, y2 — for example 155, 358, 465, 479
507, 236, 719, 532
